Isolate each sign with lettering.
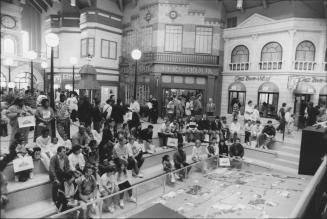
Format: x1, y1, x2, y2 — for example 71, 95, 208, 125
62, 73, 81, 80
156, 64, 215, 75
234, 76, 271, 82
289, 76, 327, 84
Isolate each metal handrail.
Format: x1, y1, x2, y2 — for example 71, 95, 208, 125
290, 155, 327, 218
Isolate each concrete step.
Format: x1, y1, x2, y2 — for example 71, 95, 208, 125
276, 151, 300, 162
272, 158, 299, 170
274, 145, 300, 154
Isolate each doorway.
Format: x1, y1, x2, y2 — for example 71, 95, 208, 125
294, 94, 311, 129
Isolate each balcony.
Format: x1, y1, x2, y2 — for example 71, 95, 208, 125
294, 61, 317, 72
229, 62, 249, 71
120, 52, 219, 66
259, 61, 282, 70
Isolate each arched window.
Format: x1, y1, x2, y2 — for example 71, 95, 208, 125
14, 72, 37, 90
260, 42, 282, 70
3, 37, 16, 55
230, 45, 249, 71
295, 41, 315, 61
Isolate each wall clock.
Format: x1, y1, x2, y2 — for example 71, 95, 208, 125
169, 10, 178, 20
1, 15, 16, 29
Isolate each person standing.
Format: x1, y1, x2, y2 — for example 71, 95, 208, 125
34, 98, 55, 141
244, 101, 254, 122
150, 96, 158, 124
276, 103, 287, 133
306, 102, 319, 126
91, 99, 102, 133
56, 94, 71, 139
166, 98, 175, 122
185, 98, 192, 120
251, 105, 260, 122
67, 92, 78, 123
112, 99, 124, 129
193, 95, 203, 115
231, 98, 241, 120
206, 98, 216, 116
6, 96, 34, 144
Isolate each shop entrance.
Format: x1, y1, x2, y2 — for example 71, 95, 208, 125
294, 94, 311, 129
162, 88, 204, 117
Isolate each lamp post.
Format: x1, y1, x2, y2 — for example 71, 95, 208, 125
45, 33, 59, 138
27, 50, 37, 92
41, 61, 48, 92
4, 58, 13, 90
70, 57, 78, 92
131, 49, 142, 100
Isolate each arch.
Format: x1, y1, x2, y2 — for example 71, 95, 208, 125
294, 82, 316, 94
261, 42, 282, 61
14, 72, 37, 90
295, 40, 315, 61
231, 45, 249, 63
228, 81, 246, 91
258, 82, 279, 93
10, 64, 43, 90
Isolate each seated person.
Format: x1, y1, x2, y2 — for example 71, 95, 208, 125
139, 125, 154, 153
162, 155, 177, 183
113, 133, 137, 176
83, 140, 99, 167
198, 114, 211, 141
49, 137, 60, 155
127, 136, 144, 178
185, 117, 200, 142
56, 171, 80, 212
121, 123, 130, 139
191, 139, 207, 173
62, 133, 72, 153
99, 164, 119, 213
211, 116, 222, 140
220, 116, 230, 141
173, 144, 191, 179
72, 125, 90, 148
257, 120, 276, 149
35, 128, 52, 171
251, 120, 262, 147
206, 137, 219, 158
229, 118, 241, 137
229, 138, 244, 159
68, 145, 85, 173
218, 140, 229, 158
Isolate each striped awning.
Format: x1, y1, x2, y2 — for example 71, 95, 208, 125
228, 82, 246, 91
294, 82, 316, 94
258, 82, 279, 93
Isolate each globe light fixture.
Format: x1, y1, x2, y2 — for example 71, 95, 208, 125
131, 49, 142, 60
45, 33, 59, 48
41, 61, 48, 69
8, 82, 15, 89
26, 50, 37, 60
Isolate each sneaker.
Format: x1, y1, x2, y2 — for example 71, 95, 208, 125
129, 196, 137, 203
137, 173, 144, 178
119, 200, 124, 208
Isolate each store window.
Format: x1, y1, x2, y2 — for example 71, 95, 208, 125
260, 42, 282, 70
319, 85, 327, 108
165, 25, 183, 52
14, 72, 37, 90
228, 82, 246, 114
141, 26, 153, 52
257, 82, 279, 118
195, 26, 212, 54
295, 41, 315, 61
101, 39, 117, 59
81, 38, 95, 57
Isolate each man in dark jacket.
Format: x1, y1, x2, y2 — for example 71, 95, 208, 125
198, 114, 211, 141
49, 146, 70, 204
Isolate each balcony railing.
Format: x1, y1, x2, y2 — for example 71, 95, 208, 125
294, 61, 317, 71
259, 61, 282, 70
120, 52, 219, 66
229, 62, 249, 71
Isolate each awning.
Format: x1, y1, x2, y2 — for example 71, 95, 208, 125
294, 82, 316, 94
228, 82, 246, 91
320, 85, 327, 95
258, 82, 279, 93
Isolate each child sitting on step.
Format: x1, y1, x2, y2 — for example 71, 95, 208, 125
162, 154, 177, 183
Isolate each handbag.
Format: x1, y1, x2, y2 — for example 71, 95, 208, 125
167, 137, 178, 148
219, 157, 231, 167
13, 156, 34, 173
17, 116, 36, 128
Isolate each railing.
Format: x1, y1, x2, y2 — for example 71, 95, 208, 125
229, 62, 249, 71
290, 155, 327, 218
294, 61, 317, 71
259, 61, 282, 70
120, 52, 219, 66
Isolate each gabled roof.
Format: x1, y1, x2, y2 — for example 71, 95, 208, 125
238, 13, 275, 28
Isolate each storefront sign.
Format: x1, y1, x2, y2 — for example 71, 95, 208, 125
157, 64, 214, 75
234, 76, 271, 82
289, 76, 327, 84
62, 73, 81, 80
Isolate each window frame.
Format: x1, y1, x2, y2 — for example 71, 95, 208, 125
228, 91, 246, 114
257, 92, 279, 118
226, 17, 237, 28
80, 37, 95, 57
231, 45, 249, 63
164, 24, 183, 53
194, 26, 213, 55
295, 40, 316, 61
260, 42, 283, 62
101, 39, 117, 60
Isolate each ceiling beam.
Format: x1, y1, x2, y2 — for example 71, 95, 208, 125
262, 0, 267, 9
44, 0, 53, 7
29, 0, 43, 13
37, 0, 48, 11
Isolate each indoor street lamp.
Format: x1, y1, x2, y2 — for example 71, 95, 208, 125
27, 50, 37, 92
41, 61, 48, 92
131, 49, 142, 100
45, 32, 59, 138
69, 57, 78, 92
4, 58, 13, 88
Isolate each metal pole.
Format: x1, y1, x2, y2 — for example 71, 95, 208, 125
30, 60, 34, 92
43, 69, 46, 92
50, 48, 56, 138
8, 65, 11, 82
72, 65, 75, 92
133, 60, 138, 100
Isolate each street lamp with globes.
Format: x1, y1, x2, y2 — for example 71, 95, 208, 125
26, 50, 37, 92
4, 58, 13, 90
41, 61, 48, 92
69, 57, 78, 92
45, 32, 59, 138
131, 49, 142, 100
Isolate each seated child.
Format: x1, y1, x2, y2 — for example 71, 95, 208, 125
206, 138, 219, 158
14, 139, 33, 182
49, 137, 60, 156
244, 120, 252, 146
62, 133, 72, 153
99, 164, 119, 213
127, 136, 144, 178
218, 140, 229, 158
162, 155, 177, 183
83, 140, 99, 167
35, 128, 52, 171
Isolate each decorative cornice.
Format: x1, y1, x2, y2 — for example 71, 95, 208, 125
188, 9, 206, 16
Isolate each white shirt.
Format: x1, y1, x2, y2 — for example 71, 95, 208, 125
251, 109, 260, 121
68, 153, 85, 171
244, 105, 254, 120
103, 103, 112, 119
67, 97, 78, 111
35, 136, 51, 153
185, 102, 191, 116
62, 139, 72, 150
230, 122, 241, 135
91, 129, 102, 145
130, 101, 140, 113
192, 146, 205, 161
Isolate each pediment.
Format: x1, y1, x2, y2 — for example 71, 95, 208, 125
238, 13, 275, 28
